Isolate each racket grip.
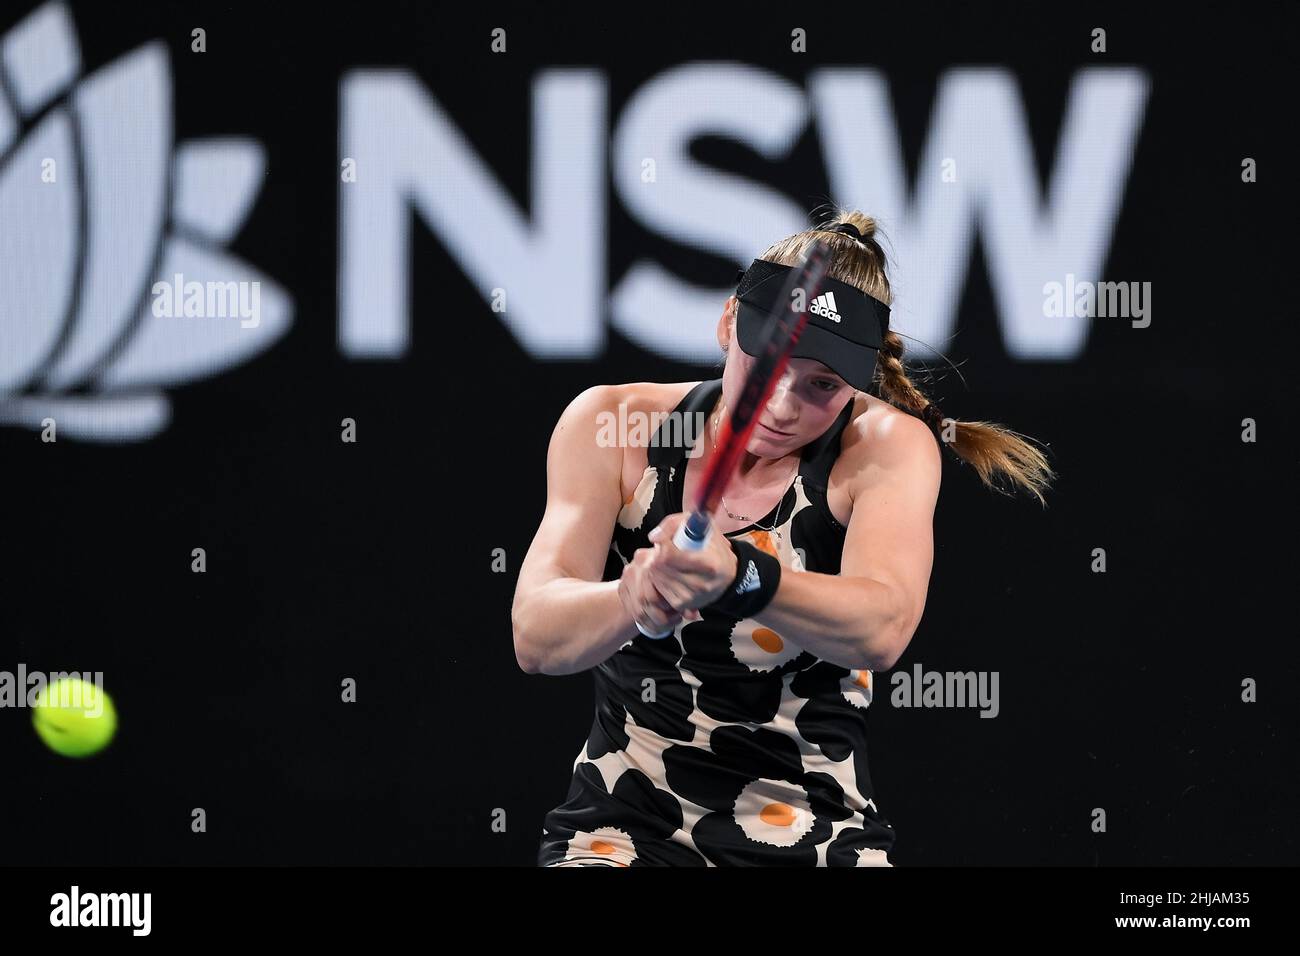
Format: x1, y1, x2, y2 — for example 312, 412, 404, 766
672, 510, 712, 551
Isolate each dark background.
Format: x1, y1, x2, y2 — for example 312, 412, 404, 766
1, 0, 1295, 865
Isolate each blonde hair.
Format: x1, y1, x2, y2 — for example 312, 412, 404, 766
739, 208, 1055, 507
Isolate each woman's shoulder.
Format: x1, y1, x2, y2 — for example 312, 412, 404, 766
839, 391, 941, 471
601, 380, 706, 418
559, 380, 701, 421
596, 382, 708, 497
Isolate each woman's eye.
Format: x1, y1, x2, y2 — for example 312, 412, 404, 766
815, 380, 838, 392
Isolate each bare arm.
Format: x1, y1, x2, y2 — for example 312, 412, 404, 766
511, 385, 679, 675
751, 410, 941, 671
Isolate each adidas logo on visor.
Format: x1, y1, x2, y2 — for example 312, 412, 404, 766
810, 291, 841, 323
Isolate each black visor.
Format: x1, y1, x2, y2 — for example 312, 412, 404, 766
733, 259, 891, 392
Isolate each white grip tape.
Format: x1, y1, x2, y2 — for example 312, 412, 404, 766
636, 619, 674, 639
672, 520, 710, 551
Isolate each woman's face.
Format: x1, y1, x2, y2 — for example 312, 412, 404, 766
718, 296, 855, 458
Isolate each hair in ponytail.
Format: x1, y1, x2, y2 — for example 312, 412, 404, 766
740, 207, 1055, 507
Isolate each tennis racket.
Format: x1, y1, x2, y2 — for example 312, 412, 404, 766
637, 239, 834, 638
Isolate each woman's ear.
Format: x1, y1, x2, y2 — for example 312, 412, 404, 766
717, 298, 737, 350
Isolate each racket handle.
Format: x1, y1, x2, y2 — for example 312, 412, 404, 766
672, 510, 712, 551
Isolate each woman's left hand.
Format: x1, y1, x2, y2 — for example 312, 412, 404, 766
645, 513, 739, 622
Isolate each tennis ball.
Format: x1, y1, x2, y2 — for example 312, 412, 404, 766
32, 677, 118, 758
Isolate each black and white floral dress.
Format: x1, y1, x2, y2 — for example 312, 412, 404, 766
539, 378, 896, 867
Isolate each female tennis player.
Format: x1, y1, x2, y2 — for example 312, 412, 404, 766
512, 211, 1054, 866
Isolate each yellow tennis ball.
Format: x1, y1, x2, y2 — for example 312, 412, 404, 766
32, 677, 118, 757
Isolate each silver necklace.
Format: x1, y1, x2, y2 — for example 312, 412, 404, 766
710, 403, 797, 533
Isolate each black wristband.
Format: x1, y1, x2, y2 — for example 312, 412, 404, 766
705, 539, 783, 620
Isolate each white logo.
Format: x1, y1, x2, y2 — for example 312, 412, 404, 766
810, 291, 841, 323
339, 66, 1149, 364
50, 885, 151, 936
735, 559, 761, 594
0, 2, 292, 442
0, 7, 1152, 448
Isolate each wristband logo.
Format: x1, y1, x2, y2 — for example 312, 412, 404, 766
0, 2, 292, 442
735, 560, 761, 594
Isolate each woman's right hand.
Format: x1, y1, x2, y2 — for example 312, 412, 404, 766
619, 546, 697, 636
